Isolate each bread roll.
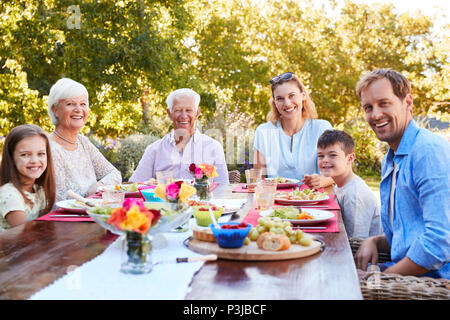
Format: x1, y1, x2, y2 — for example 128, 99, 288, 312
257, 232, 291, 251
257, 232, 274, 249
278, 234, 291, 250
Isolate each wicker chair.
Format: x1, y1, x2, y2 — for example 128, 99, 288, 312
228, 170, 241, 184
350, 237, 450, 300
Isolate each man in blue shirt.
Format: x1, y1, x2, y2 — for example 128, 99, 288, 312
354, 68, 450, 279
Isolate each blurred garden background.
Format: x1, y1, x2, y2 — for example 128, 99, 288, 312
1, 0, 449, 191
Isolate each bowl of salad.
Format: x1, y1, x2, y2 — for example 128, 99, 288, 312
86, 202, 194, 235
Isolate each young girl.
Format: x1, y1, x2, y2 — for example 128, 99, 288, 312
0, 124, 55, 231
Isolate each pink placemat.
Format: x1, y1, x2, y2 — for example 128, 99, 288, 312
242, 208, 340, 233
209, 182, 219, 191
36, 209, 94, 222
231, 183, 253, 193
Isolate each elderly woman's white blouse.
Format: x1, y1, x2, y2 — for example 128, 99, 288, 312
0, 183, 46, 232
50, 135, 121, 203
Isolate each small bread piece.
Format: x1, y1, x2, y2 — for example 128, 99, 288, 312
258, 233, 291, 251
257, 232, 274, 249
278, 234, 291, 251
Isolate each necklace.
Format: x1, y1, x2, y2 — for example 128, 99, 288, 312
53, 130, 77, 145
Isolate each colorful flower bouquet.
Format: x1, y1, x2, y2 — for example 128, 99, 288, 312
189, 163, 218, 200
107, 198, 161, 235
154, 180, 197, 208
87, 196, 195, 273
106, 198, 161, 274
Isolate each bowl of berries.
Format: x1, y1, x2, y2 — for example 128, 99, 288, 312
209, 221, 252, 248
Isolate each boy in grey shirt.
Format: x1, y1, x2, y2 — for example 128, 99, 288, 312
316, 130, 383, 238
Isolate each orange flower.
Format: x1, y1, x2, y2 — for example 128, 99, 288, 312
199, 164, 218, 178
107, 207, 128, 229
107, 202, 162, 234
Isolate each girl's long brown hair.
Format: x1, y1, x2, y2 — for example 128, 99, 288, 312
0, 124, 56, 215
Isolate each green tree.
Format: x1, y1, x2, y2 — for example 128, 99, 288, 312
0, 0, 192, 138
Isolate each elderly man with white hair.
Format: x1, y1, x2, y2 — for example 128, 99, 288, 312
47, 78, 121, 202
129, 88, 229, 184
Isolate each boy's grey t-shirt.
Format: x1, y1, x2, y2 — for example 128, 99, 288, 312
334, 175, 383, 239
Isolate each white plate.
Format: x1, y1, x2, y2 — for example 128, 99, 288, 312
56, 199, 105, 213
274, 195, 330, 205
208, 198, 247, 215
188, 198, 247, 215
99, 184, 142, 197
260, 208, 335, 225
264, 177, 300, 189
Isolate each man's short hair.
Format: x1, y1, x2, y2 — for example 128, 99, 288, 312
165, 88, 200, 112
317, 129, 355, 155
355, 68, 411, 101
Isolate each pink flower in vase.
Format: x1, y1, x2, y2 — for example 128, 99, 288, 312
122, 198, 145, 211
194, 167, 203, 179
166, 183, 180, 200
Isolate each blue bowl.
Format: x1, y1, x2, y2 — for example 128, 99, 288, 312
209, 222, 252, 249
140, 189, 164, 202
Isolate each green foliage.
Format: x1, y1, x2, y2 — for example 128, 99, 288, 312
0, 59, 50, 136
101, 133, 160, 181
0, 0, 192, 138
1, 0, 449, 178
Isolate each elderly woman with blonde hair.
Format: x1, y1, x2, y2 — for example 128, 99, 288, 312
253, 72, 334, 189
47, 78, 121, 202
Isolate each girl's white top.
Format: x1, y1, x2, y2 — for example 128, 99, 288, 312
0, 183, 46, 232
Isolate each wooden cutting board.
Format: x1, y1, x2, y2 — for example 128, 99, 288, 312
187, 237, 322, 261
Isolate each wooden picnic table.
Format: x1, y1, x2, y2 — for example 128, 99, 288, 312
0, 184, 362, 300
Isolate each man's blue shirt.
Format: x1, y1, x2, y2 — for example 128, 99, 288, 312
380, 120, 450, 278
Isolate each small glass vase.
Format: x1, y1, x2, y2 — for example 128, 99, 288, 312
168, 201, 189, 233
121, 231, 152, 274
194, 178, 210, 200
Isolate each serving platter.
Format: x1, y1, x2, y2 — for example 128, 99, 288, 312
186, 237, 322, 261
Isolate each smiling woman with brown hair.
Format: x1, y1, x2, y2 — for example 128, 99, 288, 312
47, 78, 121, 203
253, 72, 334, 189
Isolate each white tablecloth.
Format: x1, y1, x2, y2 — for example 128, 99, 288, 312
29, 199, 244, 300
29, 230, 201, 299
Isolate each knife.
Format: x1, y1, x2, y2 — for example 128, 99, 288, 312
154, 254, 217, 265
293, 226, 326, 230
275, 205, 329, 209
50, 214, 88, 218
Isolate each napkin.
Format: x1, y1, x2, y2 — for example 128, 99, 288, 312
209, 182, 219, 191
36, 209, 94, 222
242, 208, 339, 233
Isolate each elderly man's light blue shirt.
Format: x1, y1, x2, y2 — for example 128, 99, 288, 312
380, 120, 450, 279
253, 119, 332, 180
